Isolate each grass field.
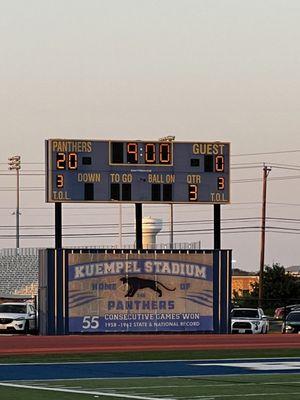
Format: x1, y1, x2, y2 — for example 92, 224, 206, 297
2, 374, 300, 400
1, 349, 300, 399
1, 347, 300, 363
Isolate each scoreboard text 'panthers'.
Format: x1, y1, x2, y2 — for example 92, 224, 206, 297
45, 140, 230, 204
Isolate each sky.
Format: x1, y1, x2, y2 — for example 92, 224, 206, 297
1, 0, 300, 271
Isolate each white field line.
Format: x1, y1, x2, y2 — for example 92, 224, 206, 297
192, 393, 300, 399
192, 398, 215, 400
0, 382, 173, 400
2, 381, 300, 400
1, 356, 300, 366
90, 380, 300, 390
8, 372, 300, 381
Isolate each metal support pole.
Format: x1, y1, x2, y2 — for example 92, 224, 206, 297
135, 203, 143, 250
158, 135, 175, 250
214, 204, 221, 249
55, 203, 62, 249
16, 168, 20, 248
119, 204, 123, 248
170, 204, 174, 249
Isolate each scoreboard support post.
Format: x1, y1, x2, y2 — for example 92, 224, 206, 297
55, 202, 62, 248
214, 204, 221, 249
135, 203, 143, 250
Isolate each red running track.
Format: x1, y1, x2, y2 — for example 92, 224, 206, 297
0, 334, 299, 355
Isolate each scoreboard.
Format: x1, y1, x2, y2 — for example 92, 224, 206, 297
45, 139, 230, 204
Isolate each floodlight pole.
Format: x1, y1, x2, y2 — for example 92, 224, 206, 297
8, 155, 21, 248
16, 167, 20, 248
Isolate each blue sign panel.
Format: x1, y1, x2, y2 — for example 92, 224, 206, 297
68, 253, 214, 333
45, 140, 230, 203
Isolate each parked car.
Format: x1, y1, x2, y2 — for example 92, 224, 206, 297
274, 304, 300, 320
231, 307, 269, 334
282, 310, 300, 333
0, 302, 37, 334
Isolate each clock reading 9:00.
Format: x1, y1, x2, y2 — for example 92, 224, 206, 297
111, 142, 172, 164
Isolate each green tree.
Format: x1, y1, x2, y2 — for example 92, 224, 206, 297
233, 263, 300, 314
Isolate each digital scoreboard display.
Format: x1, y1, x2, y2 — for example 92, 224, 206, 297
45, 140, 230, 203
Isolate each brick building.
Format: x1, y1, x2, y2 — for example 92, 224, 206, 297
232, 275, 259, 296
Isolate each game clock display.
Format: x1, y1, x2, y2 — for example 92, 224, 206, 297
45, 140, 230, 204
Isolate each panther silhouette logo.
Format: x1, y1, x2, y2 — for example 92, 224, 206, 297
120, 276, 176, 297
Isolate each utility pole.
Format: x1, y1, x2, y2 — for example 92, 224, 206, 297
259, 164, 271, 306
8, 155, 21, 248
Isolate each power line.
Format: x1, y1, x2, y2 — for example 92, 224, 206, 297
232, 149, 300, 157
2, 216, 300, 230
2, 225, 300, 240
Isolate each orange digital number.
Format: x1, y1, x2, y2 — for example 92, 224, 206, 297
68, 152, 78, 170
215, 155, 224, 172
56, 152, 66, 170
189, 184, 198, 201
56, 174, 64, 188
145, 143, 156, 163
127, 142, 138, 163
159, 143, 171, 163
218, 177, 225, 190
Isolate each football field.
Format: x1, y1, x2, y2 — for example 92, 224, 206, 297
1, 373, 300, 399
1, 357, 300, 399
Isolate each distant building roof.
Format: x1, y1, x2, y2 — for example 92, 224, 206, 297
0, 293, 33, 299
286, 266, 300, 273
232, 268, 258, 276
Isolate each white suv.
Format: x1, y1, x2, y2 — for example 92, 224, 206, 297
0, 302, 37, 334
231, 307, 269, 334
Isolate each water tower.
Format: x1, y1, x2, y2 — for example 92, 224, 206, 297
142, 217, 163, 249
